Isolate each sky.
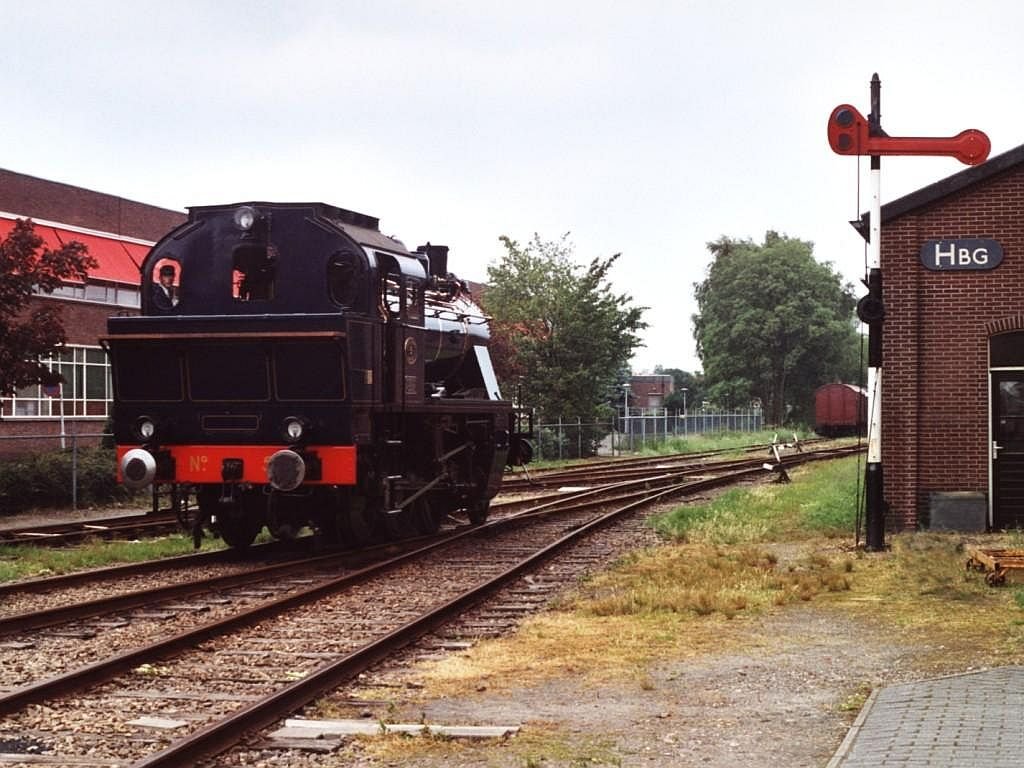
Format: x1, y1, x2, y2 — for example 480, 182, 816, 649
3, 0, 1022, 373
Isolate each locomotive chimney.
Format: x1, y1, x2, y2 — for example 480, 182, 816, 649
417, 243, 449, 277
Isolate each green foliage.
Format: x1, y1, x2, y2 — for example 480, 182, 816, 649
0, 447, 133, 515
0, 219, 97, 396
692, 231, 859, 424
483, 234, 647, 439
652, 455, 859, 543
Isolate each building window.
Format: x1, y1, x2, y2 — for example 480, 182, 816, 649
36, 282, 140, 308
1, 345, 112, 419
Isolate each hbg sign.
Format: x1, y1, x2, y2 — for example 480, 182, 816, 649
920, 239, 1003, 271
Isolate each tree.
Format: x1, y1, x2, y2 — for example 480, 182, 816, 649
692, 231, 858, 425
482, 233, 647, 435
0, 219, 96, 396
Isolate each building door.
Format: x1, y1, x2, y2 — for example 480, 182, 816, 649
993, 371, 1024, 530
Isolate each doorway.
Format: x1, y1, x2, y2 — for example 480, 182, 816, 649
991, 331, 1024, 530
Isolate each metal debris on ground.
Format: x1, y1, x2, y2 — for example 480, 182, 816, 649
966, 547, 1024, 586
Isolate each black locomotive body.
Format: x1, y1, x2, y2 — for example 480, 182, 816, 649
106, 202, 531, 549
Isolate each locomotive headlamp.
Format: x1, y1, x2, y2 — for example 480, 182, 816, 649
281, 416, 307, 443
233, 205, 257, 232
135, 416, 157, 442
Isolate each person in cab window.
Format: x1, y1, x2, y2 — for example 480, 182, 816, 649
152, 264, 178, 312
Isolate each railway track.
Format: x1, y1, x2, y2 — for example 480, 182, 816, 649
0, 439, 832, 602
0, 443, 857, 766
500, 436, 830, 491
0, 438, 836, 549
0, 511, 183, 547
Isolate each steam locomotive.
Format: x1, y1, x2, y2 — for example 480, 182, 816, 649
105, 202, 532, 549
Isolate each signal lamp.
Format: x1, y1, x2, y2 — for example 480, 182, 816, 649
135, 416, 157, 442
233, 205, 257, 231
281, 416, 307, 444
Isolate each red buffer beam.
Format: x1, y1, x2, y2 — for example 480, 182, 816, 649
828, 104, 990, 165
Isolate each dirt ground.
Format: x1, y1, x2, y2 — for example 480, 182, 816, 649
323, 603, 925, 768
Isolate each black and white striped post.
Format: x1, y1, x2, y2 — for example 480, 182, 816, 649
827, 74, 990, 551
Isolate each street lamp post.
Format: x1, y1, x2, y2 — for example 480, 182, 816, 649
681, 387, 688, 435
623, 384, 631, 452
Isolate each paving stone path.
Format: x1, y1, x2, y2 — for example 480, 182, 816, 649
828, 666, 1024, 767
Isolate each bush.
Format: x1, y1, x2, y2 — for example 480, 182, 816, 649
0, 447, 132, 516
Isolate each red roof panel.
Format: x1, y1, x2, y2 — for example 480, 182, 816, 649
0, 217, 66, 253
0, 216, 149, 286
54, 230, 141, 284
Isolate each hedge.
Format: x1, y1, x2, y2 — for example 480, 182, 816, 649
0, 447, 136, 516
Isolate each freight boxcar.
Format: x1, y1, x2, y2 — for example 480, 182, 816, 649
814, 383, 867, 437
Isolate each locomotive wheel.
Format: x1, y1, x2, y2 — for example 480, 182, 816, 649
412, 496, 441, 535
199, 488, 264, 550
467, 499, 490, 525
335, 496, 381, 548
383, 504, 418, 540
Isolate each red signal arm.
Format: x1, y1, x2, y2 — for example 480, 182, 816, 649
828, 104, 990, 165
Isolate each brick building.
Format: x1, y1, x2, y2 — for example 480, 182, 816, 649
875, 144, 1024, 531
625, 374, 674, 409
0, 169, 185, 449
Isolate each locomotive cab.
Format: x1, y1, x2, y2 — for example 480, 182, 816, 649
105, 202, 531, 550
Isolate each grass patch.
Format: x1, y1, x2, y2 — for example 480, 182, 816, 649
652, 455, 860, 543
639, 429, 798, 457
0, 534, 221, 583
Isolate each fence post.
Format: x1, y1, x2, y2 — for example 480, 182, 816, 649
577, 417, 582, 458
70, 423, 78, 512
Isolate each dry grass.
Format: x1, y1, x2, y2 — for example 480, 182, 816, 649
571, 544, 852, 618
346, 722, 621, 767
410, 542, 856, 699
826, 533, 1024, 672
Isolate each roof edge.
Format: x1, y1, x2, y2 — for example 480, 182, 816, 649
852, 142, 1024, 240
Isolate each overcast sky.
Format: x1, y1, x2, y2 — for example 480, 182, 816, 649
3, 1, 1021, 373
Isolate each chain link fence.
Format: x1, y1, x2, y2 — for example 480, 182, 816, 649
532, 407, 764, 461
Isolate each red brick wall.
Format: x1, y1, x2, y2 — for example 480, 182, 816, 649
0, 168, 185, 240
882, 166, 1024, 529
35, 295, 132, 345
